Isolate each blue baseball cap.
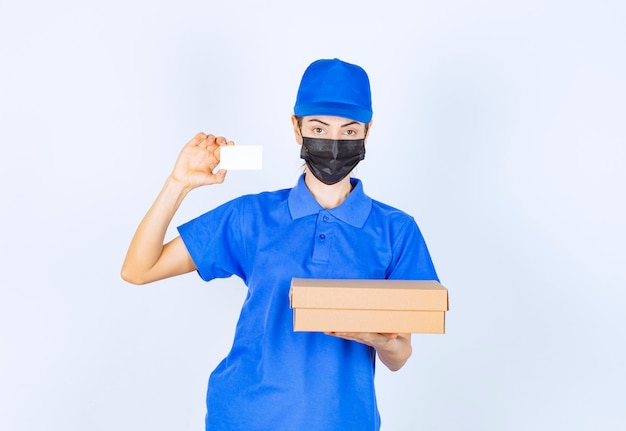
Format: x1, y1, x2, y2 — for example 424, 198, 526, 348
294, 58, 373, 123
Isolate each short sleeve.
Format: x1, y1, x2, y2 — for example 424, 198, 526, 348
386, 217, 439, 281
177, 198, 247, 282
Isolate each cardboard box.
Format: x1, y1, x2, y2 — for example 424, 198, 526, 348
289, 278, 448, 334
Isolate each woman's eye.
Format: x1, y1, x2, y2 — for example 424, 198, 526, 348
345, 130, 356, 136
313, 127, 324, 134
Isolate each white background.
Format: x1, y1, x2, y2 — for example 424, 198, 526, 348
1, 1, 625, 430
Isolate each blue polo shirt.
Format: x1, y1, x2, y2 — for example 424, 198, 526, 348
178, 174, 438, 431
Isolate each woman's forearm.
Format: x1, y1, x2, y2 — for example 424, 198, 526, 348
374, 334, 412, 371
121, 176, 191, 284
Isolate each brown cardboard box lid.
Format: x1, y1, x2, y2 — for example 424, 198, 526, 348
290, 278, 448, 311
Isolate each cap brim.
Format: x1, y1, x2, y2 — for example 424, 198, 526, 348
294, 101, 372, 123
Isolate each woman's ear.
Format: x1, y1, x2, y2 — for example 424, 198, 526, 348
291, 115, 303, 145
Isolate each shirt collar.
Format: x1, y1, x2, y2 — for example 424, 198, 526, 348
288, 174, 372, 228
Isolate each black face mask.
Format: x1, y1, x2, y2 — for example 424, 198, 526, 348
300, 137, 366, 185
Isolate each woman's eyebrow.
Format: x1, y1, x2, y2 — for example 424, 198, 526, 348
306, 119, 361, 127
307, 119, 330, 126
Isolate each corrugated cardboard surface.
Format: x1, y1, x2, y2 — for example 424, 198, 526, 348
290, 278, 448, 311
293, 309, 445, 333
289, 278, 448, 334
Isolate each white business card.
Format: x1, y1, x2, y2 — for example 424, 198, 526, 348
218, 145, 263, 170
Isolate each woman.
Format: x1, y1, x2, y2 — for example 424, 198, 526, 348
122, 58, 439, 431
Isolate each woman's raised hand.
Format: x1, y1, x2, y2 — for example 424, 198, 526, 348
170, 133, 233, 190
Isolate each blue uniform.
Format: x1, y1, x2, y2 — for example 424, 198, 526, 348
178, 174, 438, 431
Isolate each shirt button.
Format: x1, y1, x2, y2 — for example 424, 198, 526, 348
319, 234, 326, 240
323, 215, 329, 221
